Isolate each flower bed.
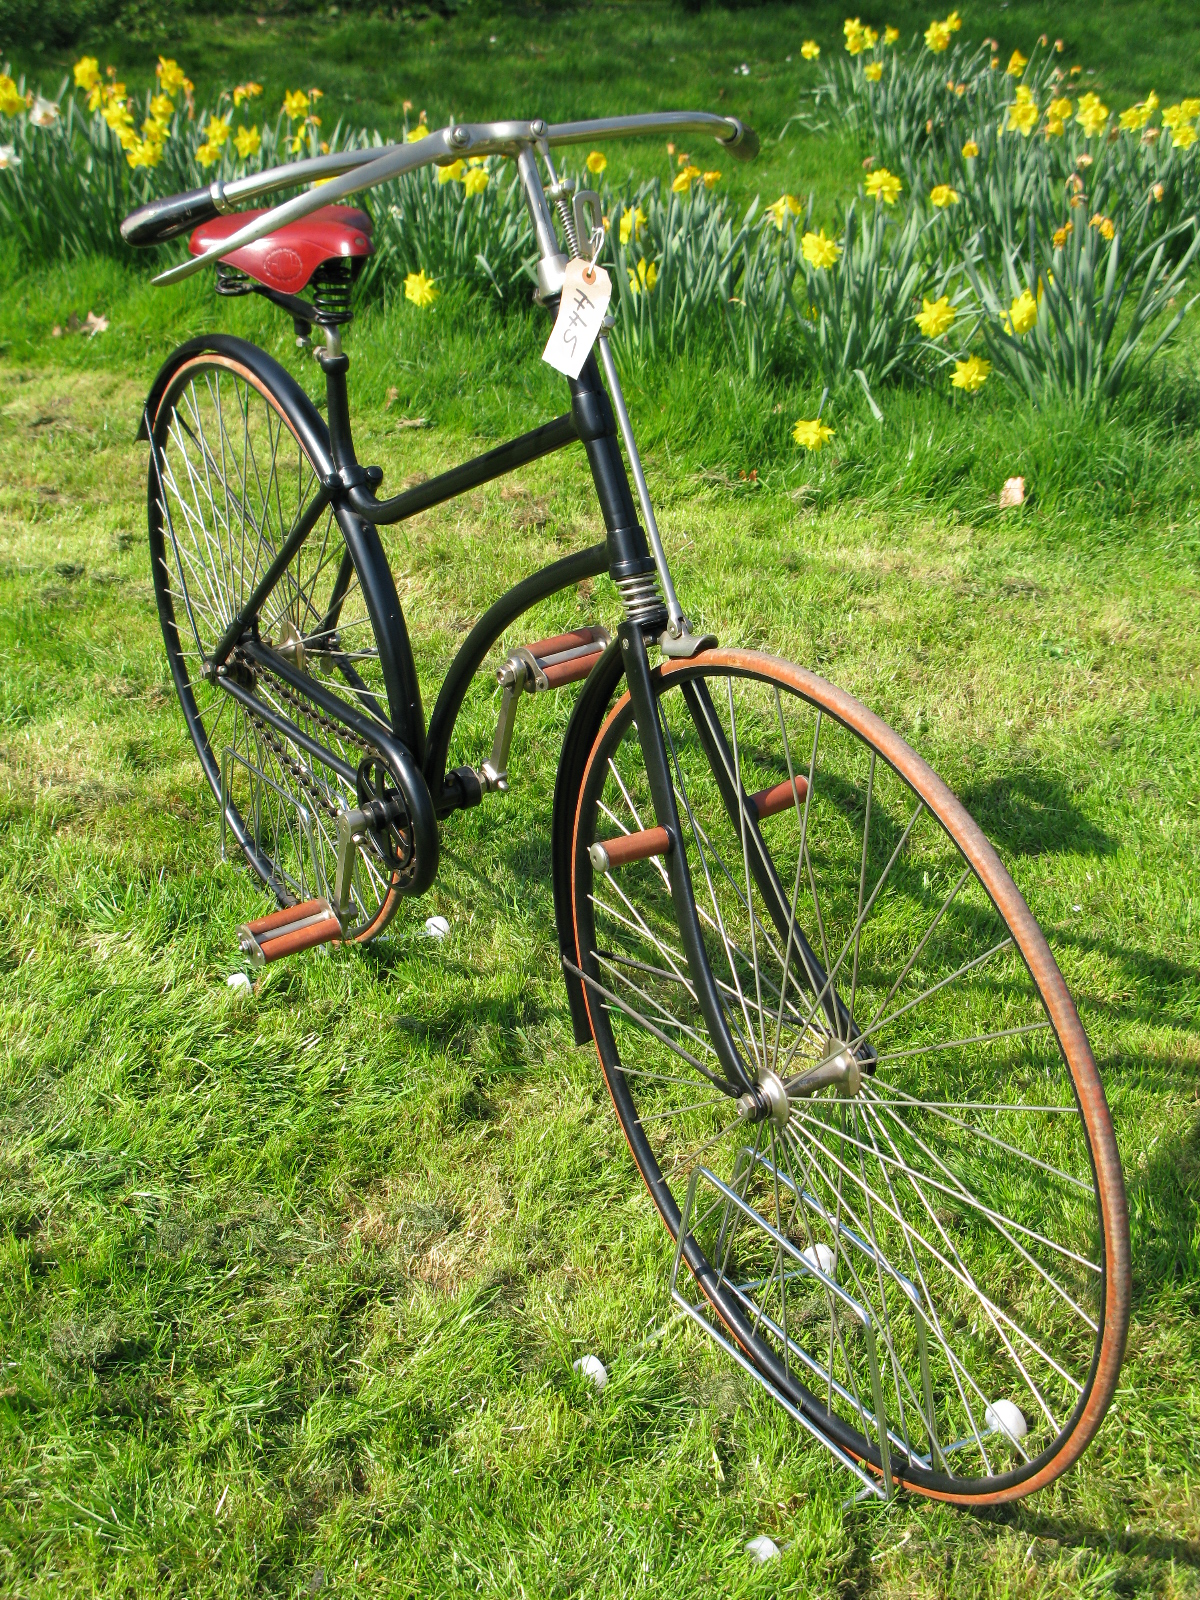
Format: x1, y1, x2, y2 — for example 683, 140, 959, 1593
2, 24, 1199, 427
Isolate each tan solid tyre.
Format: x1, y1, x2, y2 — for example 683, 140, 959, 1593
570, 649, 1129, 1503
148, 349, 408, 939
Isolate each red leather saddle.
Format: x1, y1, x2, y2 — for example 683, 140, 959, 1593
189, 204, 373, 295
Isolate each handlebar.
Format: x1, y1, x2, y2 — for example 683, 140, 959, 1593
121, 111, 758, 284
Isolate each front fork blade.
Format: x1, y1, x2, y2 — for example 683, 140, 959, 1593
617, 623, 755, 1096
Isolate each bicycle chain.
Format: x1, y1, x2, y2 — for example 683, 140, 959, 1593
229, 647, 379, 821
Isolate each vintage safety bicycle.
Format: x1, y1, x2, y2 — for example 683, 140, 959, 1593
122, 110, 1129, 1506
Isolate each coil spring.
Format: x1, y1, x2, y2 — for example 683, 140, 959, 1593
616, 571, 668, 628
555, 197, 581, 259
215, 262, 253, 298
311, 257, 360, 325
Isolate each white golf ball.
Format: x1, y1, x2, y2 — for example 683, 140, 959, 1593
226, 971, 252, 995
985, 1399, 1028, 1442
746, 1535, 781, 1563
573, 1354, 607, 1392
801, 1243, 835, 1277
423, 915, 450, 940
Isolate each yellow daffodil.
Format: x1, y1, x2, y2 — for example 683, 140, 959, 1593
148, 94, 174, 126
865, 62, 883, 81
1049, 97, 1073, 122
205, 115, 230, 148
1006, 50, 1027, 76
962, 138, 979, 157
127, 135, 163, 169
865, 166, 902, 203
703, 169, 721, 188
102, 98, 133, 134
157, 57, 188, 97
463, 165, 489, 196
585, 150, 607, 174
619, 205, 646, 244
1076, 92, 1109, 137
1052, 221, 1073, 247
671, 170, 692, 194
73, 56, 100, 91
801, 39, 820, 59
929, 183, 959, 207
766, 192, 803, 228
195, 141, 220, 169
406, 119, 429, 141
405, 269, 438, 307
925, 19, 952, 53
1172, 123, 1197, 149
0, 75, 24, 117
233, 82, 262, 107
793, 418, 834, 450
914, 295, 955, 337
437, 158, 465, 183
884, 25, 899, 44
862, 25, 878, 46
1088, 212, 1115, 239
1178, 97, 1200, 118
844, 17, 867, 55
944, 9, 961, 29
951, 354, 990, 390
1045, 118, 1064, 137
283, 88, 309, 120
801, 228, 841, 268
628, 258, 658, 294
235, 124, 261, 159
1002, 289, 1038, 335
1161, 103, 1186, 129
1006, 97, 1039, 136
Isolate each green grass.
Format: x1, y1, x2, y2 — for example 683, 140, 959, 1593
2, 3, 1200, 1596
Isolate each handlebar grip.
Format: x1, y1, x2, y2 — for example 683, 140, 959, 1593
121, 186, 221, 247
719, 119, 760, 161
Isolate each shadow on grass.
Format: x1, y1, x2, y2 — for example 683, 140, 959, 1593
959, 764, 1115, 859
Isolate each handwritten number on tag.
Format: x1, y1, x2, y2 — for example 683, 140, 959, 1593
542, 259, 612, 379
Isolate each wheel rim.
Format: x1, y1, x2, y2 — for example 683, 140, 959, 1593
572, 651, 1128, 1501
150, 357, 401, 935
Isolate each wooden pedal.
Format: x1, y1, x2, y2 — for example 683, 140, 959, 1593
588, 778, 808, 873
237, 897, 342, 966
514, 625, 611, 690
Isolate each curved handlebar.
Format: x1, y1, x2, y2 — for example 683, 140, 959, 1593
122, 110, 758, 285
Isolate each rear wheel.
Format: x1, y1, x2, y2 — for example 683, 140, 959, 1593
148, 351, 408, 937
570, 649, 1129, 1503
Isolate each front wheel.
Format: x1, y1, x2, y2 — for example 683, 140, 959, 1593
569, 649, 1129, 1504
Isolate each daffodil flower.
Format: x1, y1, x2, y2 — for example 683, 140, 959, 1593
1006, 50, 1027, 76
283, 88, 310, 120
801, 228, 840, 268
586, 150, 607, 174
1002, 289, 1038, 335
702, 170, 721, 188
405, 270, 438, 307
30, 96, 59, 128
801, 40, 820, 60
158, 57, 189, 98
1172, 123, 1197, 149
235, 124, 261, 159
865, 63, 883, 82
915, 296, 955, 337
951, 355, 991, 391
766, 193, 802, 229
884, 26, 899, 44
864, 167, 902, 204
463, 166, 489, 196
1052, 221, 1073, 248
929, 183, 959, 207
619, 205, 646, 244
627, 258, 658, 294
0, 75, 24, 117
0, 142, 20, 169
438, 158, 465, 184
792, 418, 834, 450
961, 139, 979, 158
73, 56, 100, 91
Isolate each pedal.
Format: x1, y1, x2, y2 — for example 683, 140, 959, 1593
480, 625, 610, 793
237, 897, 342, 966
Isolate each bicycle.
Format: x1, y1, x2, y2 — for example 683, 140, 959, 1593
122, 110, 1129, 1506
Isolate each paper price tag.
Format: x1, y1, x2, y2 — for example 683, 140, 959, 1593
541, 258, 612, 379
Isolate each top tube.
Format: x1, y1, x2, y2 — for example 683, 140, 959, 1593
129, 110, 758, 288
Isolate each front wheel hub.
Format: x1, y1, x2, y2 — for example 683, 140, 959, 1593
736, 1067, 791, 1129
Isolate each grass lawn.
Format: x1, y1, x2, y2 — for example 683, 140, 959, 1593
2, 3, 1200, 1595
